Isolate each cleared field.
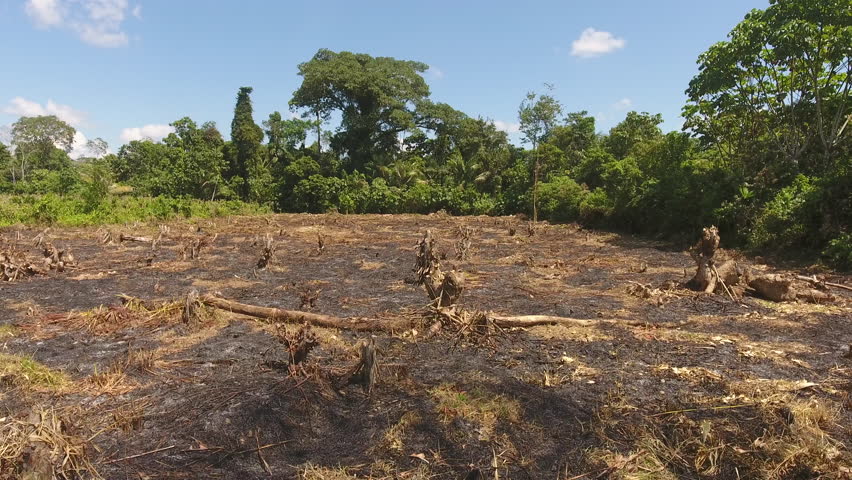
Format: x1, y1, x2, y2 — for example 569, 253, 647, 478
1, 214, 850, 479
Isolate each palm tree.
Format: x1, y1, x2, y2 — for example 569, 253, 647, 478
379, 157, 426, 188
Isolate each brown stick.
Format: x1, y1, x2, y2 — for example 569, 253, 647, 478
200, 294, 688, 332
486, 314, 688, 329
102, 445, 176, 464
795, 275, 852, 293
120, 234, 154, 243
199, 295, 410, 332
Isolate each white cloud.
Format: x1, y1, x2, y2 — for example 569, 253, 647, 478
76, 23, 128, 47
613, 98, 632, 110
427, 67, 445, 80
120, 124, 174, 142
69, 131, 89, 159
571, 28, 626, 58
24, 0, 135, 48
68, 132, 110, 159
3, 97, 87, 127
0, 125, 12, 145
493, 120, 520, 134
25, 0, 64, 28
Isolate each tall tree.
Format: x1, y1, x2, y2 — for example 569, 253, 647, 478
684, 0, 852, 177
604, 111, 663, 160
156, 118, 227, 199
0, 143, 11, 187
227, 87, 266, 201
548, 111, 597, 169
10, 115, 75, 182
519, 88, 562, 222
263, 112, 314, 165
290, 49, 431, 172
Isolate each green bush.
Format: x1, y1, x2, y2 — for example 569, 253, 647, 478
0, 194, 267, 227
824, 233, 852, 271
579, 188, 613, 226
749, 175, 821, 250
537, 175, 587, 222
289, 175, 346, 213
357, 178, 402, 214
402, 183, 450, 214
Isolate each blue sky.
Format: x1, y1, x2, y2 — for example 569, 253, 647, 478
0, 0, 768, 157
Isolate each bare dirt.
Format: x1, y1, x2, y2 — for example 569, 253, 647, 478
1, 214, 850, 479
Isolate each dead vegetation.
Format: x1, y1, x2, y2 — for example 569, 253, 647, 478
0, 215, 849, 479
0, 407, 98, 480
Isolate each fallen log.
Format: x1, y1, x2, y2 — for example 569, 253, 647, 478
120, 234, 154, 243
795, 275, 852, 293
198, 294, 411, 332
486, 313, 689, 329
199, 294, 689, 332
748, 273, 837, 303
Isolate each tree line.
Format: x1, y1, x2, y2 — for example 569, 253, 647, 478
0, 0, 850, 268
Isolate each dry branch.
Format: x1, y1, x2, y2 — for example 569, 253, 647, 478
415, 230, 464, 306
795, 275, 852, 293
198, 294, 688, 333
119, 234, 154, 243
1, 250, 42, 281
199, 294, 410, 331
485, 313, 688, 329
256, 233, 276, 270
748, 273, 837, 303
337, 338, 378, 393
687, 226, 741, 295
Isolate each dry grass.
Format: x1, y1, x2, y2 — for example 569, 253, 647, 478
88, 361, 132, 393
370, 411, 421, 455
0, 324, 17, 339
756, 396, 847, 478
300, 462, 432, 480
0, 353, 66, 390
430, 383, 521, 440
0, 406, 99, 480
123, 347, 156, 372
300, 464, 359, 479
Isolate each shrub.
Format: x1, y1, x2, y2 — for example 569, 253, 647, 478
402, 183, 450, 214
290, 175, 346, 213
537, 176, 587, 222
824, 233, 852, 271
579, 188, 614, 226
749, 175, 821, 250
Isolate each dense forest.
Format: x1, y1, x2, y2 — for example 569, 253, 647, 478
1, 0, 850, 268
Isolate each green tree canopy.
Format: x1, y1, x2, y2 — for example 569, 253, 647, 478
519, 88, 563, 221
684, 0, 852, 177
290, 49, 431, 172
227, 87, 265, 200
10, 115, 76, 182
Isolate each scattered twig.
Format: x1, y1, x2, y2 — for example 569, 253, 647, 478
102, 444, 176, 464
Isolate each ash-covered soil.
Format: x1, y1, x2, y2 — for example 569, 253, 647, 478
1, 214, 850, 479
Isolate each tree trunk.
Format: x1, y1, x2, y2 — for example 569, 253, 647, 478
532, 140, 539, 223
199, 295, 411, 331
316, 110, 321, 155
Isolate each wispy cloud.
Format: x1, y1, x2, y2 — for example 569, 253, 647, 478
612, 98, 632, 110
427, 67, 445, 80
120, 123, 174, 142
3, 96, 87, 126
24, 0, 136, 48
0, 125, 12, 145
493, 120, 520, 134
571, 28, 625, 58
25, 0, 63, 27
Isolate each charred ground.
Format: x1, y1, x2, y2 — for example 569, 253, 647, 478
1, 214, 850, 479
